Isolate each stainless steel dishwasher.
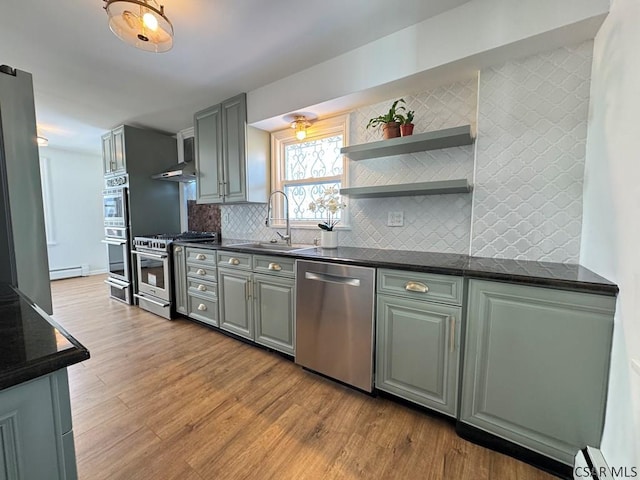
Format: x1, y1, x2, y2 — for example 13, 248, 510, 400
295, 260, 376, 392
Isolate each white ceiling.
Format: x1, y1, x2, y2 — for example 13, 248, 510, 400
0, 0, 471, 153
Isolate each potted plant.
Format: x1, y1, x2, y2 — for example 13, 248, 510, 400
398, 109, 415, 137
308, 186, 346, 248
366, 98, 406, 139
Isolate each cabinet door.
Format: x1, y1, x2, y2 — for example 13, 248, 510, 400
254, 274, 295, 355
101, 132, 114, 175
218, 268, 253, 339
173, 246, 188, 315
112, 125, 126, 173
194, 104, 223, 204
460, 280, 615, 466
220, 93, 247, 203
376, 294, 461, 416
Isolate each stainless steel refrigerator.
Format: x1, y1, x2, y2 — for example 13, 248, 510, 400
0, 65, 52, 313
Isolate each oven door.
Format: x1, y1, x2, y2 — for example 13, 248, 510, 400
134, 249, 170, 301
103, 235, 130, 282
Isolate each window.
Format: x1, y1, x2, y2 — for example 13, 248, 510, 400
271, 114, 348, 228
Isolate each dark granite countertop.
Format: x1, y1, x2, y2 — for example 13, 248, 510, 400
175, 240, 618, 296
0, 284, 90, 391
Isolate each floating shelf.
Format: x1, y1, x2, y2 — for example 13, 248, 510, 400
340, 125, 474, 160
340, 179, 473, 198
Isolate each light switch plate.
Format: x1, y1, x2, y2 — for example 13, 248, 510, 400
387, 211, 404, 227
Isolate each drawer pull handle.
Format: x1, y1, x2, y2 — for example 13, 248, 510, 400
404, 281, 429, 293
197, 303, 207, 311
228, 258, 240, 265
196, 268, 206, 275
268, 263, 282, 271
197, 284, 207, 292
196, 253, 206, 260
175, 246, 183, 253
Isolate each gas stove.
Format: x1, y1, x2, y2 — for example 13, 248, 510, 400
133, 231, 219, 251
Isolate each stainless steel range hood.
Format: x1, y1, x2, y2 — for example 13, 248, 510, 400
151, 161, 196, 182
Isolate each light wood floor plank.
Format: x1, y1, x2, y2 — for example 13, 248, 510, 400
51, 275, 558, 479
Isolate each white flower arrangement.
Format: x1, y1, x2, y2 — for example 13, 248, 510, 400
308, 186, 347, 231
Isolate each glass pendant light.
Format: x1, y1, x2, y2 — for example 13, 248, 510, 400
104, 0, 174, 53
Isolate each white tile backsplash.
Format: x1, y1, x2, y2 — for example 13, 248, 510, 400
223, 42, 593, 263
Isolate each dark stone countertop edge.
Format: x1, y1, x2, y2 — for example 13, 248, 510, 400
174, 240, 618, 296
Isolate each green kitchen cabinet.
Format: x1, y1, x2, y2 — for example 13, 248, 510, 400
194, 93, 270, 204
101, 125, 125, 176
0, 369, 78, 480
173, 245, 188, 315
375, 269, 463, 417
460, 279, 615, 466
186, 247, 218, 327
254, 273, 295, 355
218, 267, 254, 340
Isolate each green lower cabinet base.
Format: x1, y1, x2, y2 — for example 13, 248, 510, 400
461, 279, 615, 466
0, 369, 77, 480
253, 274, 295, 356
375, 294, 461, 417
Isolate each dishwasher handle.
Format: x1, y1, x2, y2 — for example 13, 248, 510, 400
304, 271, 361, 287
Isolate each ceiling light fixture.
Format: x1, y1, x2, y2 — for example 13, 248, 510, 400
283, 113, 317, 141
37, 136, 49, 147
104, 0, 174, 53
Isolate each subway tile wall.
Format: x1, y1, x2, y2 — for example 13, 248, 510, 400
222, 41, 593, 262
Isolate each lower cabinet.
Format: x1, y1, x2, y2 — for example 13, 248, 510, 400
460, 279, 615, 466
218, 268, 253, 339
217, 251, 295, 355
0, 369, 77, 480
173, 245, 188, 315
253, 273, 295, 355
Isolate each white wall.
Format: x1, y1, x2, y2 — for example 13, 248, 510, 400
40, 147, 106, 275
581, 0, 640, 468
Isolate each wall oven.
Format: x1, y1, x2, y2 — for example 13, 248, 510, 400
103, 187, 127, 227
103, 184, 132, 304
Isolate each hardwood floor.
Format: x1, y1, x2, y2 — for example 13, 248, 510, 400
51, 275, 557, 480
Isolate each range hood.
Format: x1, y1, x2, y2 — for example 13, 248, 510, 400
151, 161, 196, 183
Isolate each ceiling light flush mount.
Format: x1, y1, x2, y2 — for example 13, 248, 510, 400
283, 113, 317, 141
104, 0, 174, 53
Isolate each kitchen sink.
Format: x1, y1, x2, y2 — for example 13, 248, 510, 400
226, 242, 314, 253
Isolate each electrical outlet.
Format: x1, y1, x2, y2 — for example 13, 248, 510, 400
387, 211, 404, 227
223, 212, 229, 224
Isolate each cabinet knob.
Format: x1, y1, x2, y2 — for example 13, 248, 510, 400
404, 281, 429, 293
197, 268, 206, 275
268, 263, 282, 271
228, 258, 240, 265
196, 253, 206, 260
197, 303, 207, 311
197, 284, 207, 292
175, 246, 183, 253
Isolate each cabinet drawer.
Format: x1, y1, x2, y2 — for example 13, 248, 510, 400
188, 294, 218, 327
377, 269, 463, 306
188, 278, 217, 300
186, 247, 216, 266
187, 264, 217, 283
217, 250, 252, 270
253, 255, 295, 277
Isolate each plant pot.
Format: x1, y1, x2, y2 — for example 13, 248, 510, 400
382, 122, 400, 139
400, 123, 414, 137
320, 230, 338, 249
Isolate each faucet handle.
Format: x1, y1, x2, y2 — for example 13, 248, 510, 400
276, 231, 290, 241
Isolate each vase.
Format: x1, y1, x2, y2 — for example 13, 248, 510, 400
320, 230, 338, 249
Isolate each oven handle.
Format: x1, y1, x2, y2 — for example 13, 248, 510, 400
132, 250, 168, 259
134, 293, 170, 308
104, 279, 128, 290
102, 239, 127, 246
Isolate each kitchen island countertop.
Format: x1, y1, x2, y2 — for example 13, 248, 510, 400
174, 240, 618, 296
0, 284, 90, 391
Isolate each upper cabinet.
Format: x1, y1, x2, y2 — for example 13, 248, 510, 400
101, 125, 126, 176
194, 93, 270, 204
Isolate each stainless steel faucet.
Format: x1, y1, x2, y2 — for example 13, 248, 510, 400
265, 190, 291, 246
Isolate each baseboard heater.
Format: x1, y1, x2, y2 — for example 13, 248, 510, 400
49, 264, 90, 280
